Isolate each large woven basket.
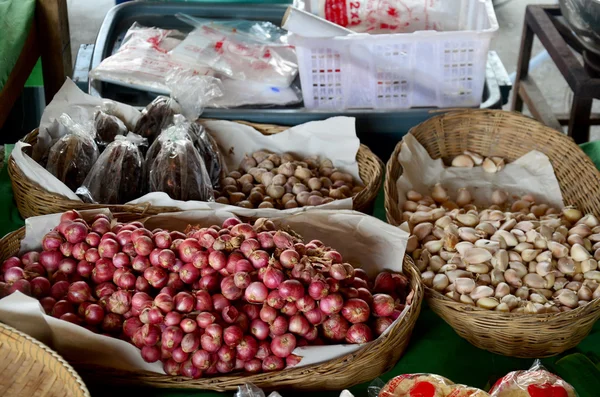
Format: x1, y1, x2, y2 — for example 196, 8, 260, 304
0, 228, 422, 391
9, 121, 383, 218
384, 109, 600, 358
0, 319, 90, 397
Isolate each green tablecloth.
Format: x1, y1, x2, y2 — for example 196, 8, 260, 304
0, 0, 36, 91
2, 149, 600, 397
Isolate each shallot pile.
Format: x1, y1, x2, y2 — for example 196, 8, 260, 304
403, 184, 600, 313
215, 150, 363, 209
0, 211, 411, 378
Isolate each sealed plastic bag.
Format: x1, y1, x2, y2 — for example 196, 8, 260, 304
146, 119, 214, 202
170, 14, 298, 87
490, 360, 578, 397
133, 96, 182, 145
89, 23, 211, 93
76, 133, 147, 204
94, 102, 128, 151
374, 374, 490, 397
165, 68, 223, 121
187, 122, 226, 189
46, 114, 99, 191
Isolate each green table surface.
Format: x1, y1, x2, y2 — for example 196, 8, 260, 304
2, 150, 600, 396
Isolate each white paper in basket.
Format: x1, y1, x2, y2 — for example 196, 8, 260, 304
12, 79, 360, 212
395, 134, 565, 210
0, 208, 409, 374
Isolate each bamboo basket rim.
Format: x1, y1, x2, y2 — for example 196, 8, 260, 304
9, 120, 383, 218
0, 221, 423, 391
0, 320, 91, 397
383, 109, 600, 357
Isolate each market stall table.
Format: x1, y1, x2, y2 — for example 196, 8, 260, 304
0, 147, 599, 397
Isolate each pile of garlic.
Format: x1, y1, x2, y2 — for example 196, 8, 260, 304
403, 185, 600, 314
451, 151, 506, 173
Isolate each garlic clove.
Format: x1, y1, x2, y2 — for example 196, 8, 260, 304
413, 222, 434, 241
491, 190, 508, 206
494, 282, 510, 298
474, 239, 500, 253
460, 294, 475, 305
451, 154, 475, 168
493, 249, 509, 271
557, 257, 576, 275
495, 302, 511, 312
421, 271, 435, 287
458, 228, 480, 243
432, 274, 449, 291
500, 219, 517, 231
571, 243, 591, 262
443, 233, 459, 252
470, 285, 494, 300
548, 241, 569, 258
556, 289, 579, 308
445, 291, 461, 302
464, 150, 484, 165
463, 248, 493, 264
504, 269, 523, 288
536, 250, 552, 263
490, 269, 506, 286
562, 207, 583, 223
410, 211, 433, 224
439, 264, 458, 273
508, 251, 522, 262
431, 183, 448, 203
476, 222, 497, 236
455, 278, 476, 294
521, 249, 541, 262
406, 235, 419, 253
535, 261, 553, 277
578, 286, 592, 301
580, 214, 600, 228
584, 271, 600, 282
482, 157, 498, 173
446, 270, 473, 283
523, 273, 546, 289
477, 297, 500, 310
435, 216, 452, 229
456, 188, 472, 207
456, 213, 479, 227
515, 286, 530, 300
569, 224, 592, 238
581, 258, 598, 273
514, 242, 534, 253
511, 200, 531, 212
466, 264, 490, 274
501, 294, 520, 309
424, 240, 443, 254
429, 255, 445, 273
406, 190, 423, 201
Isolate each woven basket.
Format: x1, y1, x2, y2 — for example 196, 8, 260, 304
384, 109, 600, 358
0, 228, 422, 391
9, 122, 383, 219
0, 318, 90, 397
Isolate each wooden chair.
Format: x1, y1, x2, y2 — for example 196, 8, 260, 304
0, 0, 71, 128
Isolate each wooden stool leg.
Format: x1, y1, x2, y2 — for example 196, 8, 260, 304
512, 17, 535, 112
568, 96, 593, 144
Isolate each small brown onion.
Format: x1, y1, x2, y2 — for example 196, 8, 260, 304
296, 192, 310, 206
241, 183, 254, 195
261, 172, 275, 186
237, 201, 253, 209
222, 177, 236, 186
272, 174, 287, 186
258, 202, 274, 209
294, 167, 312, 180
239, 174, 254, 185
248, 191, 264, 205
284, 200, 298, 209
266, 185, 285, 199
216, 197, 229, 205
281, 193, 295, 205
229, 192, 245, 204
308, 196, 324, 206
292, 183, 309, 195
258, 160, 275, 171
278, 163, 295, 177
329, 188, 346, 200
320, 177, 332, 188
308, 178, 322, 190
228, 171, 242, 179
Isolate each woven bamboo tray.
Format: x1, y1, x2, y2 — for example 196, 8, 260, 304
384, 109, 600, 358
0, 227, 422, 391
0, 320, 90, 397
9, 121, 383, 219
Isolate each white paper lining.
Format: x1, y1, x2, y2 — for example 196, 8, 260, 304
12, 80, 360, 212
0, 208, 409, 374
395, 134, 565, 210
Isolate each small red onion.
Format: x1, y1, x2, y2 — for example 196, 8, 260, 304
341, 298, 370, 324
132, 292, 154, 314
141, 345, 160, 363
262, 355, 285, 372
60, 242, 73, 257
319, 293, 344, 315
91, 259, 115, 284
322, 314, 350, 341
208, 251, 227, 271
212, 294, 229, 311
260, 305, 277, 323
196, 312, 216, 328
72, 242, 89, 261
200, 324, 223, 353
198, 229, 218, 249
222, 217, 241, 229
135, 276, 151, 293
85, 232, 101, 247
154, 231, 172, 249
108, 290, 132, 314
131, 256, 150, 272
373, 317, 394, 336
59, 313, 81, 325
180, 333, 201, 354
95, 281, 117, 298
236, 335, 258, 360
305, 308, 324, 325
191, 251, 209, 270
21, 252, 39, 267
82, 303, 104, 325
51, 299, 74, 318
91, 217, 111, 235
234, 259, 253, 274
217, 345, 236, 362
98, 238, 119, 259
4, 267, 24, 283
67, 281, 94, 304
216, 359, 234, 374
278, 280, 304, 302
249, 250, 269, 269
270, 316, 288, 336
174, 292, 194, 313
149, 249, 161, 267
303, 326, 319, 341
257, 232, 274, 250
330, 263, 348, 281
222, 306, 239, 324
178, 239, 201, 263
279, 249, 299, 269
39, 251, 63, 273
42, 232, 64, 251
256, 341, 271, 360
197, 273, 220, 293
242, 303, 260, 320
296, 296, 316, 312
352, 278, 369, 289
162, 326, 185, 350
236, 313, 249, 332
244, 358, 262, 373
39, 296, 56, 314
163, 359, 181, 376
115, 271, 136, 289
134, 236, 154, 256
282, 301, 299, 316
100, 232, 118, 242
220, 276, 242, 300
233, 272, 251, 289
115, 230, 132, 246
267, 290, 285, 309
289, 313, 311, 336
111, 252, 130, 269
165, 311, 183, 327
273, 231, 294, 250
250, 319, 270, 341
50, 280, 70, 300
245, 282, 268, 304
52, 271, 69, 283
76, 260, 93, 278
30, 277, 51, 298
123, 317, 143, 337
192, 349, 213, 370
84, 248, 100, 263
346, 323, 373, 344
131, 228, 152, 242
180, 318, 197, 334
158, 249, 176, 269
326, 278, 340, 293
271, 333, 296, 358
194, 290, 212, 312
263, 267, 285, 289
58, 258, 77, 275
373, 272, 395, 294
240, 239, 260, 258
2, 257, 22, 273
101, 313, 123, 333
180, 263, 201, 284
372, 294, 395, 317
143, 266, 168, 289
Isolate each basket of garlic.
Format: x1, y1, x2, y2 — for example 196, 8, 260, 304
384, 109, 600, 358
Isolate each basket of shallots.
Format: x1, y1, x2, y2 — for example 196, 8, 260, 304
384, 109, 600, 358
0, 208, 421, 391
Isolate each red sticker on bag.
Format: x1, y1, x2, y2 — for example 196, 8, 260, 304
527, 384, 569, 397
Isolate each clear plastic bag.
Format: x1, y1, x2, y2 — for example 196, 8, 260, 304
133, 96, 182, 145
186, 121, 226, 189
490, 360, 578, 397
76, 133, 147, 204
94, 102, 129, 151
374, 374, 490, 397
170, 14, 298, 87
165, 68, 223, 121
89, 23, 212, 93
46, 114, 99, 191
146, 118, 214, 202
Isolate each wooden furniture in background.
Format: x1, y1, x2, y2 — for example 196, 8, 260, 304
511, 5, 600, 144
0, 0, 71, 128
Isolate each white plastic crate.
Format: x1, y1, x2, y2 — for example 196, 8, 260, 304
290, 0, 498, 109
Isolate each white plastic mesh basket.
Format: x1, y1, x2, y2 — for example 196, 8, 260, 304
290, 0, 498, 109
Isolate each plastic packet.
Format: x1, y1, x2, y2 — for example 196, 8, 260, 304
293, 0, 451, 33
94, 102, 129, 151
489, 360, 578, 397
374, 374, 490, 397
165, 68, 223, 121
133, 96, 182, 145
186, 121, 226, 189
146, 118, 214, 202
89, 23, 211, 93
46, 114, 99, 191
170, 14, 298, 87
76, 133, 147, 204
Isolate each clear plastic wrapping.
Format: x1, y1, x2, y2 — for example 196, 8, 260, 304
133, 96, 182, 145
76, 133, 147, 204
164, 68, 223, 121
170, 14, 298, 87
45, 114, 99, 191
374, 374, 490, 397
146, 118, 214, 202
187, 122, 226, 189
94, 102, 128, 151
490, 360, 578, 397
